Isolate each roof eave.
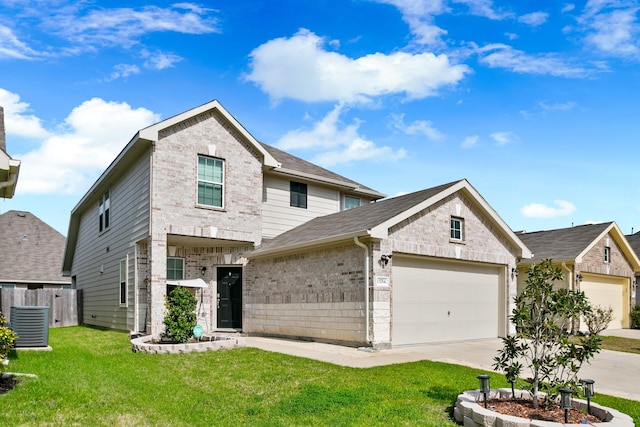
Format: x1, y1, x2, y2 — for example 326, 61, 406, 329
248, 230, 373, 259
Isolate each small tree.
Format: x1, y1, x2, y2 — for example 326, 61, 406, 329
161, 286, 197, 343
0, 311, 18, 374
493, 259, 607, 409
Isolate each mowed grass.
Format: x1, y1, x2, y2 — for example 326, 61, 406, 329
600, 335, 640, 354
2, 327, 640, 426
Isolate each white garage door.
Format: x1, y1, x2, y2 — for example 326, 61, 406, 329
392, 256, 502, 346
580, 274, 626, 330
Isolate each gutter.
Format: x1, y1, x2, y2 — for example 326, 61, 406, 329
353, 236, 371, 345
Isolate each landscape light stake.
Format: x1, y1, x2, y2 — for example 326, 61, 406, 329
477, 374, 490, 409
582, 379, 595, 415
558, 388, 573, 423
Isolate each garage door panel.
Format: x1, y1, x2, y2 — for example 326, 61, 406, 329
392, 256, 500, 345
581, 275, 625, 330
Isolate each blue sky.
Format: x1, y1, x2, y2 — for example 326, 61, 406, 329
1, 0, 640, 237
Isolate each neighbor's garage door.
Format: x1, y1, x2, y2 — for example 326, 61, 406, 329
580, 274, 626, 330
392, 256, 502, 346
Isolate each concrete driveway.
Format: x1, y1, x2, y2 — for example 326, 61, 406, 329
245, 329, 640, 402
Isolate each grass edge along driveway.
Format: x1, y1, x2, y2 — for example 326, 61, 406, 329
2, 327, 640, 426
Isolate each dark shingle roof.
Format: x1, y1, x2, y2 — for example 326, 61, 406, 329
253, 180, 463, 254
0, 211, 70, 284
517, 222, 613, 263
260, 143, 384, 198
625, 232, 640, 258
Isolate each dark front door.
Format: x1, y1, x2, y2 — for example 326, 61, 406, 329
217, 267, 242, 329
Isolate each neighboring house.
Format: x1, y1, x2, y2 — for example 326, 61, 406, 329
0, 211, 71, 289
62, 100, 384, 336
0, 107, 20, 199
246, 179, 532, 347
516, 222, 639, 329
624, 231, 640, 308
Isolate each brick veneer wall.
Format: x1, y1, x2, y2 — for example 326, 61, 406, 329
245, 243, 368, 346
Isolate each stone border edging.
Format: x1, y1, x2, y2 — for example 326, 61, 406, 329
453, 388, 634, 426
131, 335, 245, 354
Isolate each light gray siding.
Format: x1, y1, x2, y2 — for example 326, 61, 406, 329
262, 175, 341, 239
71, 150, 151, 331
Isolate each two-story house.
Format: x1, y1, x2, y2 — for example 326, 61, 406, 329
63, 100, 533, 348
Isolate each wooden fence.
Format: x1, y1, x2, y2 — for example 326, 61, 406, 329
0, 288, 82, 328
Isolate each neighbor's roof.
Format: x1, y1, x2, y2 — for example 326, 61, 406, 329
625, 232, 640, 260
249, 179, 532, 259
0, 211, 71, 284
518, 222, 640, 269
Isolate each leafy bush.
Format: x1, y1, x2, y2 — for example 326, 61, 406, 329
584, 305, 614, 335
493, 259, 606, 409
0, 311, 18, 373
631, 305, 640, 329
161, 286, 197, 343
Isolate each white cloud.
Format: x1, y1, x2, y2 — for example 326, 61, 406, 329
46, 4, 220, 49
390, 113, 444, 140
538, 100, 577, 111
452, 0, 513, 20
246, 29, 471, 103
580, 6, 640, 58
490, 131, 518, 145
373, 0, 449, 46
518, 11, 549, 27
562, 4, 576, 13
106, 63, 141, 81
475, 43, 589, 77
461, 135, 479, 148
142, 50, 183, 70
276, 103, 407, 166
0, 89, 49, 139
0, 24, 40, 60
15, 98, 160, 194
521, 200, 576, 218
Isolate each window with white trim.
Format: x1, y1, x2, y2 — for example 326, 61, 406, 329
197, 155, 224, 208
99, 190, 110, 232
344, 195, 361, 210
450, 217, 464, 241
119, 258, 127, 306
604, 246, 611, 263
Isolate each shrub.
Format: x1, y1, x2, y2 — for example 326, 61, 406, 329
161, 286, 197, 343
631, 305, 640, 329
0, 311, 18, 373
584, 305, 614, 335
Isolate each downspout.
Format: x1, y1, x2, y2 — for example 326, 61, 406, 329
561, 262, 572, 290
0, 171, 17, 190
354, 236, 370, 345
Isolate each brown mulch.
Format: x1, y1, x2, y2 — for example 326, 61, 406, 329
486, 398, 601, 423
0, 376, 17, 395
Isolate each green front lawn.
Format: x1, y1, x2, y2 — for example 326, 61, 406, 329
2, 327, 640, 426
600, 335, 640, 354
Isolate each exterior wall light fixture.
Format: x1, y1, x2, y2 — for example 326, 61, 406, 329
201, 266, 207, 275
380, 254, 392, 266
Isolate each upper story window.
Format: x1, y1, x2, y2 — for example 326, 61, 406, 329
119, 259, 127, 306
450, 217, 464, 241
604, 246, 611, 263
290, 181, 307, 209
344, 195, 361, 210
197, 155, 224, 208
99, 190, 110, 232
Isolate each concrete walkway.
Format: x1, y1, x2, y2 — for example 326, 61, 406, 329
245, 329, 640, 402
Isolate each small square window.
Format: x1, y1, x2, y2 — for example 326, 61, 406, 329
450, 217, 464, 240
604, 246, 611, 263
290, 181, 307, 208
167, 257, 184, 281
344, 195, 361, 210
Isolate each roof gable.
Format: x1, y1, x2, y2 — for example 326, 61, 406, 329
250, 179, 531, 258
519, 222, 640, 270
